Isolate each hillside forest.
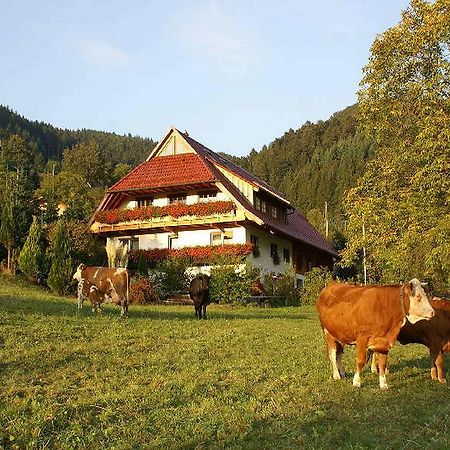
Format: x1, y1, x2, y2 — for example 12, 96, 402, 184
0, 0, 448, 292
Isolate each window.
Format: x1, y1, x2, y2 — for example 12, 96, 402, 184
250, 235, 260, 257
119, 237, 139, 251
169, 194, 187, 204
199, 190, 218, 202
261, 200, 267, 214
223, 230, 233, 241
307, 259, 313, 271
270, 243, 280, 264
271, 205, 278, 219
211, 231, 223, 246
254, 196, 261, 211
137, 197, 153, 208
283, 248, 290, 263
168, 234, 178, 249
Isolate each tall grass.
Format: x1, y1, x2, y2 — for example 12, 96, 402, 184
0, 275, 448, 449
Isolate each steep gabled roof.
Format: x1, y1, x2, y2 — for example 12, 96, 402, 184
108, 153, 217, 192
178, 130, 290, 204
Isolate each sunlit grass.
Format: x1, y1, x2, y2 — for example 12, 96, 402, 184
0, 274, 448, 449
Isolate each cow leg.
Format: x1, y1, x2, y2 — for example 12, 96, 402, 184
202, 304, 207, 320
430, 346, 446, 384
120, 300, 128, 317
353, 336, 369, 388
370, 351, 378, 374
377, 352, 389, 390
336, 342, 345, 378
194, 305, 200, 319
77, 280, 85, 309
323, 328, 343, 380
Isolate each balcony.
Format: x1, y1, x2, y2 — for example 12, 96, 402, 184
91, 201, 246, 235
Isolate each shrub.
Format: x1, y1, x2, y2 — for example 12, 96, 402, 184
209, 256, 259, 305
262, 266, 301, 307
47, 219, 75, 295
129, 276, 160, 304
137, 253, 149, 276
156, 257, 191, 298
18, 216, 48, 283
301, 267, 332, 306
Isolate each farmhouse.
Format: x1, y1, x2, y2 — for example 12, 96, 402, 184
90, 127, 337, 281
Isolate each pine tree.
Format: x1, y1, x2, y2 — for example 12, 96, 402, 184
47, 219, 74, 295
18, 216, 48, 283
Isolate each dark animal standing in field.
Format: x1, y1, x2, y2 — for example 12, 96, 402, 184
371, 296, 450, 384
189, 274, 210, 319
73, 264, 129, 316
316, 279, 435, 389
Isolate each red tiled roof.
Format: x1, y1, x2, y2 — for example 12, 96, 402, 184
108, 153, 217, 192
179, 131, 290, 203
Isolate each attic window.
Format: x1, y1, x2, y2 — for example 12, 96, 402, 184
169, 194, 187, 204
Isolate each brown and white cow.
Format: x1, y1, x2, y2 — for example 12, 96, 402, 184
73, 264, 129, 316
316, 279, 435, 389
371, 297, 450, 384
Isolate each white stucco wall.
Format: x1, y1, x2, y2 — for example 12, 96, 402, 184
245, 225, 293, 276
121, 190, 231, 210
138, 226, 246, 250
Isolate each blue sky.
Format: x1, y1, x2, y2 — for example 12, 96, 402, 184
1, 0, 410, 156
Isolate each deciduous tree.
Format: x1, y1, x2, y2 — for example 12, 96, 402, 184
343, 0, 450, 289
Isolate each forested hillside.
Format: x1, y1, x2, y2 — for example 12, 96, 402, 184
1, 104, 373, 238
0, 105, 156, 169
225, 105, 374, 235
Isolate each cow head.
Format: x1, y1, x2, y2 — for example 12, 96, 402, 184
405, 278, 435, 323
73, 263, 86, 282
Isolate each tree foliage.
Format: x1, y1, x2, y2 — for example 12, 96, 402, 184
47, 219, 75, 295
18, 216, 48, 283
343, 0, 450, 289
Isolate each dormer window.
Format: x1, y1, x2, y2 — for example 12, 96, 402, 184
169, 194, 187, 204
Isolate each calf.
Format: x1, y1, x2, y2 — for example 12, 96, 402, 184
189, 274, 210, 319
371, 297, 450, 383
73, 264, 129, 316
77, 278, 113, 313
316, 279, 435, 389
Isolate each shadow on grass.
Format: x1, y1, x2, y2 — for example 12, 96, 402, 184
0, 295, 314, 321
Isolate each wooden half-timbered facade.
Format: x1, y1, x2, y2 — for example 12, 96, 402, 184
90, 127, 337, 281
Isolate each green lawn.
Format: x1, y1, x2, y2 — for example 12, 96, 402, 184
0, 275, 449, 449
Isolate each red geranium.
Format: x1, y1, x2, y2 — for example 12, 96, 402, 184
95, 201, 235, 225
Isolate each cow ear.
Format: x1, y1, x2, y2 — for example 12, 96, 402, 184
409, 279, 420, 296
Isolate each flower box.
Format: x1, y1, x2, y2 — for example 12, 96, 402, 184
95, 201, 236, 225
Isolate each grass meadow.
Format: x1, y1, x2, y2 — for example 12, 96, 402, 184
0, 275, 449, 449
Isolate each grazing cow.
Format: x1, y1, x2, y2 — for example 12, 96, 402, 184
189, 274, 210, 319
73, 264, 129, 316
371, 297, 450, 384
77, 278, 113, 313
316, 279, 435, 389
